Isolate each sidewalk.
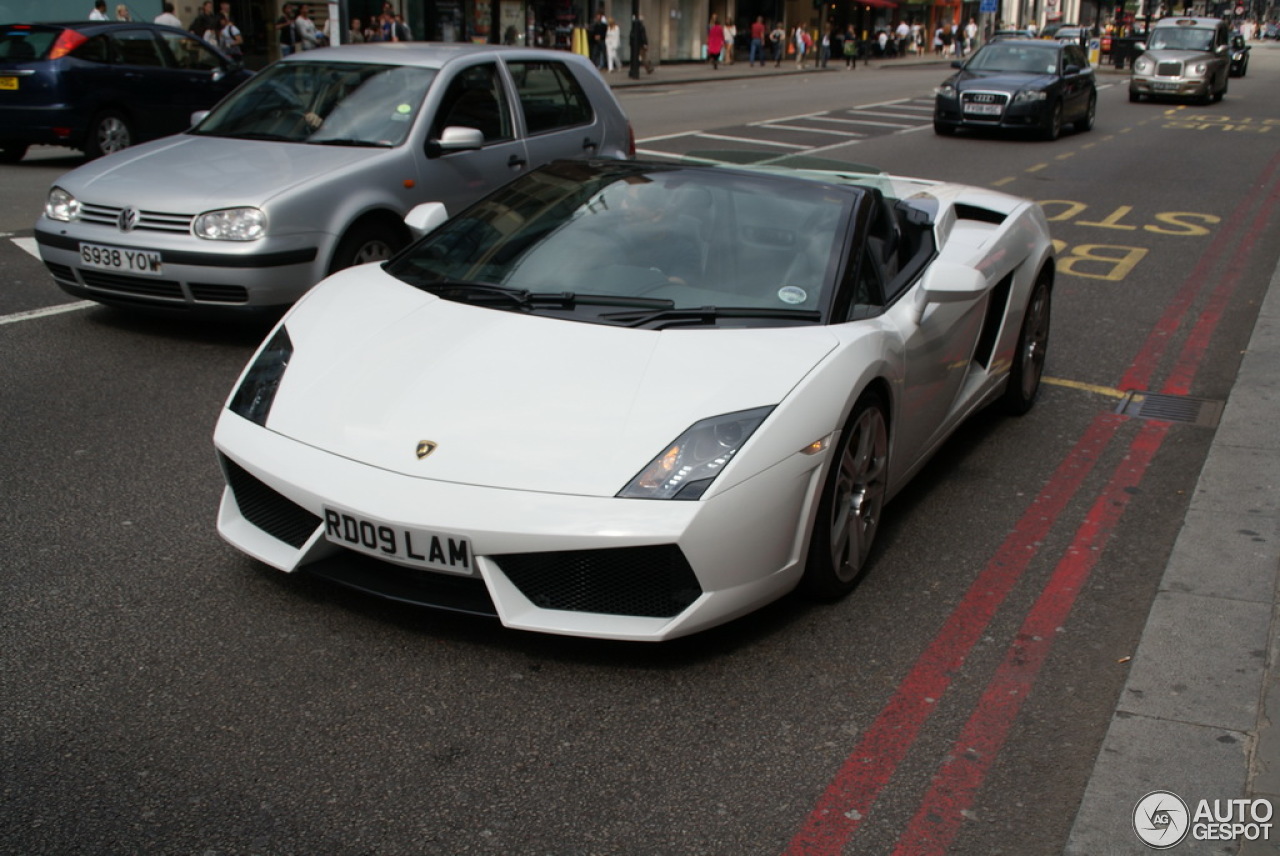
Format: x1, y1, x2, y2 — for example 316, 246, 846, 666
607, 49, 1280, 853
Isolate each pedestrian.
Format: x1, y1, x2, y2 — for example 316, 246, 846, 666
630, 14, 653, 73
723, 19, 736, 64
895, 19, 909, 56
590, 10, 608, 69
114, 4, 130, 20
843, 24, 858, 68
933, 24, 943, 55
770, 21, 786, 66
707, 14, 725, 70
348, 16, 366, 42
218, 11, 243, 58
877, 29, 888, 57
793, 24, 809, 69
153, 0, 181, 27
88, 0, 107, 19
276, 2, 298, 55
605, 17, 620, 71
819, 22, 832, 68
749, 15, 765, 66
189, 0, 215, 35
294, 4, 318, 50
965, 17, 978, 54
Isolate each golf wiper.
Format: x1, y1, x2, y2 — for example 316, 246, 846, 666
308, 138, 394, 148
601, 306, 823, 329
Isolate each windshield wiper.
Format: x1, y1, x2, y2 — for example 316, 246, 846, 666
601, 306, 823, 329
309, 138, 394, 148
399, 276, 678, 312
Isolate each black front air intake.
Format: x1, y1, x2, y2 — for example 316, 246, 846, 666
494, 545, 702, 618
220, 455, 321, 549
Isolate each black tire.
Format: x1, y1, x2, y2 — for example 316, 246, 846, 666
1215, 76, 1228, 102
330, 219, 409, 273
1128, 87, 1143, 103
1074, 92, 1096, 133
800, 391, 889, 600
1041, 100, 1063, 141
1001, 273, 1052, 416
0, 142, 28, 164
934, 121, 956, 136
84, 110, 133, 159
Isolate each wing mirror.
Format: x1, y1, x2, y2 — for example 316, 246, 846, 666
404, 202, 449, 239
427, 126, 484, 157
914, 262, 987, 322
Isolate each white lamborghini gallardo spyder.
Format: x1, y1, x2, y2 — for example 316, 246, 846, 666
214, 158, 1054, 642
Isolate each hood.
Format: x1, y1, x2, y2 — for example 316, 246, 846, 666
954, 69, 1057, 91
1140, 48, 1215, 63
55, 135, 392, 210
264, 267, 839, 497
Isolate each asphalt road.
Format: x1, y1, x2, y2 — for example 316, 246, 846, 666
3, 47, 1280, 854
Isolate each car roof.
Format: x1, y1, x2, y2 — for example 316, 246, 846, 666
277, 42, 596, 71
1151, 16, 1221, 27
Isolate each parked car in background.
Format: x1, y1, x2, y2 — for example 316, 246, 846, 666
0, 21, 250, 163
1129, 17, 1230, 103
213, 157, 1055, 641
34, 44, 634, 312
934, 38, 1096, 140
1052, 26, 1088, 44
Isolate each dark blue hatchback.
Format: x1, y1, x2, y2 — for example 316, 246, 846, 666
0, 21, 250, 163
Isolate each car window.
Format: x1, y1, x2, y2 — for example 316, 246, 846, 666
967, 43, 1060, 73
156, 30, 223, 70
0, 28, 57, 60
192, 60, 435, 146
505, 60, 594, 134
1148, 26, 1215, 50
110, 29, 167, 67
430, 63, 514, 144
1064, 44, 1087, 67
70, 33, 112, 63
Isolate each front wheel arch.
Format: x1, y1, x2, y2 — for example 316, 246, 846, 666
328, 212, 412, 274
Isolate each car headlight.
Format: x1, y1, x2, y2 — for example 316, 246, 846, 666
1190, 60, 1209, 75
936, 83, 957, 98
1133, 57, 1154, 74
618, 406, 774, 501
228, 326, 292, 426
1012, 89, 1048, 103
193, 207, 266, 241
45, 186, 81, 222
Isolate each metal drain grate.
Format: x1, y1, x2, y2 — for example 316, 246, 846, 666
1115, 391, 1225, 427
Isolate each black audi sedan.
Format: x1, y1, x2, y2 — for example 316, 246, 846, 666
934, 39, 1096, 141
0, 21, 250, 163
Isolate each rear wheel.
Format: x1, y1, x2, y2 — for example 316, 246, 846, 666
1001, 273, 1052, 415
0, 142, 28, 164
1074, 92, 1096, 132
85, 110, 133, 159
800, 391, 889, 600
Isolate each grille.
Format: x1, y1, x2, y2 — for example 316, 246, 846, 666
44, 261, 75, 282
221, 455, 322, 549
79, 269, 184, 300
1115, 391, 1224, 427
494, 544, 702, 618
79, 202, 194, 234
190, 282, 250, 304
964, 92, 1007, 105
1156, 61, 1182, 76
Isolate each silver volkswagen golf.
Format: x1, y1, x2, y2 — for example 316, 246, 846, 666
35, 44, 633, 311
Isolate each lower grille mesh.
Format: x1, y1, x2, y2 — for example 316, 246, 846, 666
495, 545, 702, 618
221, 455, 321, 548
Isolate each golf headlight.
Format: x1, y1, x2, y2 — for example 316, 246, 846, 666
619, 406, 773, 501
936, 83, 957, 98
228, 326, 292, 426
1134, 57, 1154, 74
194, 207, 266, 241
45, 187, 81, 222
1012, 89, 1047, 103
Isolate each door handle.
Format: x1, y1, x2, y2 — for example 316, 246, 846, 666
582, 137, 598, 152
508, 154, 526, 169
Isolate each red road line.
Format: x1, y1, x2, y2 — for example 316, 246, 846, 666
785, 149, 1280, 856
889, 419, 1168, 856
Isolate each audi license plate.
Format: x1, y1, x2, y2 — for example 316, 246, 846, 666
963, 102, 1002, 115
0, 76, 17, 90
323, 507, 475, 575
79, 242, 163, 276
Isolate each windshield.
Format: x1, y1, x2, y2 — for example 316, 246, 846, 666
192, 60, 436, 146
387, 163, 856, 327
965, 43, 1061, 73
1147, 26, 1215, 50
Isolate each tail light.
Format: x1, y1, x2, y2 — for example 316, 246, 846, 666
626, 122, 635, 158
49, 29, 89, 60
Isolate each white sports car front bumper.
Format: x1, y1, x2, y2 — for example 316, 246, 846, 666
214, 412, 828, 641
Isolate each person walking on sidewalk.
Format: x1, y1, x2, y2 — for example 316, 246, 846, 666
630, 14, 653, 73
749, 16, 765, 65
707, 14, 725, 69
793, 23, 809, 68
770, 21, 785, 66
